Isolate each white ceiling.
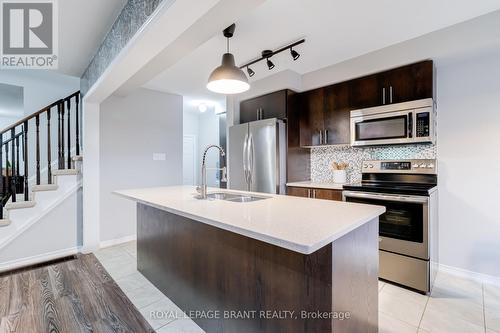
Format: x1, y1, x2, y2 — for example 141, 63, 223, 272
144, 0, 500, 105
58, 0, 127, 77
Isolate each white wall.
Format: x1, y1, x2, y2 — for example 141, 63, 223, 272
0, 70, 80, 127
225, 12, 500, 278
99, 88, 183, 243
437, 50, 500, 277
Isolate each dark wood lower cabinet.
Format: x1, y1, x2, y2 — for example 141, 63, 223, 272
137, 203, 379, 333
287, 186, 343, 201
287, 186, 310, 198
314, 189, 343, 201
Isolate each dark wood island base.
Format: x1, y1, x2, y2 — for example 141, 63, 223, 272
137, 203, 379, 333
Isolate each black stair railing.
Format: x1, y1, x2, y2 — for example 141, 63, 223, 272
0, 91, 81, 220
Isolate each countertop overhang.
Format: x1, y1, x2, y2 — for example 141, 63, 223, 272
114, 186, 385, 255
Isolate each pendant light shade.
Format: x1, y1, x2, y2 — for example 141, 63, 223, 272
207, 53, 249, 94
207, 24, 249, 95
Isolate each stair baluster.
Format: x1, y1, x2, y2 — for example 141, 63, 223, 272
67, 98, 71, 168
60, 102, 65, 170
23, 121, 29, 201
57, 103, 62, 170
47, 109, 52, 184
15, 136, 19, 180
10, 129, 16, 203
36, 115, 40, 185
75, 94, 80, 156
5, 142, 9, 200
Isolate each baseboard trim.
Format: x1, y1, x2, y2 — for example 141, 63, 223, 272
99, 234, 136, 248
439, 263, 500, 287
0, 246, 79, 273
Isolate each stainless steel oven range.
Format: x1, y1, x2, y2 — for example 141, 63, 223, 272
343, 159, 438, 293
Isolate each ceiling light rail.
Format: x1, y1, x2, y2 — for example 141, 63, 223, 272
240, 38, 305, 74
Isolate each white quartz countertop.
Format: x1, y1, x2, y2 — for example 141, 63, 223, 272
286, 181, 349, 190
114, 186, 385, 255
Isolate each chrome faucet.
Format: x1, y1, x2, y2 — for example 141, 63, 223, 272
196, 145, 227, 199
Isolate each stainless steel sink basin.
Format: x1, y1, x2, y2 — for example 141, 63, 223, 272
204, 192, 270, 203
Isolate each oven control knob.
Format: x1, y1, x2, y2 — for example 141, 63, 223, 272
363, 164, 368, 168
413, 164, 419, 168
419, 163, 426, 168
428, 163, 435, 169
369, 164, 374, 168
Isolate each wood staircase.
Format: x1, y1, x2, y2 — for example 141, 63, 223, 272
0, 91, 82, 227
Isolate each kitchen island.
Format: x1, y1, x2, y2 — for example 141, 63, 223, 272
114, 186, 385, 333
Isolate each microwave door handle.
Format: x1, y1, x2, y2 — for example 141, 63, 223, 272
408, 112, 413, 138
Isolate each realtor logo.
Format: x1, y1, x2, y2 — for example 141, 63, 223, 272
1, 0, 58, 69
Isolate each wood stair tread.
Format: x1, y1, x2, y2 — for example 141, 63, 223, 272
0, 219, 11, 227
52, 169, 79, 176
5, 201, 36, 210
32, 184, 59, 192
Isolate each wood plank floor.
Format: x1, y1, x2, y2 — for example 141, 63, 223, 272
0, 254, 154, 333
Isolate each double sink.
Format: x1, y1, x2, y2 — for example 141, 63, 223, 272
202, 192, 270, 203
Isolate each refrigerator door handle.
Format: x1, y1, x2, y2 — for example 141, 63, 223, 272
248, 134, 254, 186
243, 133, 249, 185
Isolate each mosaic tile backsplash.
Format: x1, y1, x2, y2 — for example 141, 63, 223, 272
311, 144, 437, 183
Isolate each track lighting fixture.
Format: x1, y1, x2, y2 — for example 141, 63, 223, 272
238, 39, 305, 77
266, 58, 275, 70
207, 23, 250, 94
246, 66, 255, 77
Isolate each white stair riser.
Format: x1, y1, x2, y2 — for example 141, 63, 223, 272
6, 175, 79, 222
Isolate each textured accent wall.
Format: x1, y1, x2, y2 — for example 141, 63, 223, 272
81, 0, 168, 94
311, 144, 437, 183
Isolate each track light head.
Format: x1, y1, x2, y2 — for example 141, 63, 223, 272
266, 58, 275, 70
290, 48, 300, 61
247, 66, 255, 77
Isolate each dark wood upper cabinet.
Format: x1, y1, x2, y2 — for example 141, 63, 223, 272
240, 90, 288, 124
324, 82, 350, 145
299, 88, 325, 147
381, 60, 434, 104
349, 74, 383, 110
350, 60, 434, 110
299, 83, 351, 146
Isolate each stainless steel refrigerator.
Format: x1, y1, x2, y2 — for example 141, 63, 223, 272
228, 118, 286, 194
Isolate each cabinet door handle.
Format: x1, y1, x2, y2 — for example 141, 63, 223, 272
260, 108, 264, 119
324, 129, 328, 144
382, 87, 386, 105
390, 86, 393, 104
318, 130, 323, 145
313, 190, 317, 198
256, 109, 260, 120
307, 189, 311, 198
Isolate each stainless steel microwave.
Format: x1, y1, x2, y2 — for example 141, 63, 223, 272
350, 98, 436, 147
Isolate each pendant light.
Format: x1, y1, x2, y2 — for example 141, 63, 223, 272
207, 24, 250, 94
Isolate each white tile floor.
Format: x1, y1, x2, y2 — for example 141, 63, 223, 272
95, 241, 500, 333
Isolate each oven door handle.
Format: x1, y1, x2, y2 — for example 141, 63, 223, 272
343, 191, 429, 203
